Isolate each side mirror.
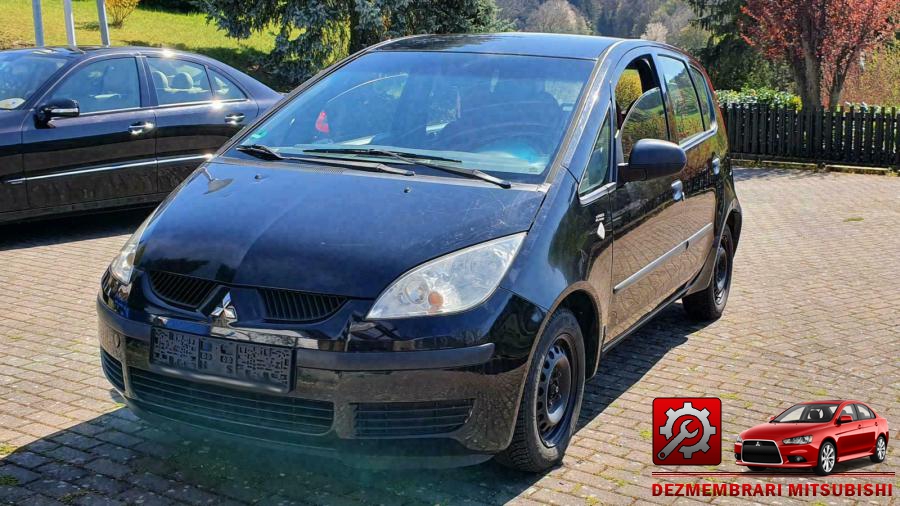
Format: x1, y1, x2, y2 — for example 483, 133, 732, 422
618, 138, 687, 183
838, 415, 853, 424
767, 415, 775, 422
36, 99, 80, 125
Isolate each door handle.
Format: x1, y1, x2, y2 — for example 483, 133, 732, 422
225, 113, 245, 125
128, 122, 154, 135
671, 179, 684, 201
711, 157, 721, 175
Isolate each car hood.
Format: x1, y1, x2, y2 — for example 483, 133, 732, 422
740, 422, 829, 440
138, 159, 545, 298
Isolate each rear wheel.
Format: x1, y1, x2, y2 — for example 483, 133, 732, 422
870, 435, 887, 463
814, 441, 836, 476
683, 224, 733, 320
495, 309, 585, 473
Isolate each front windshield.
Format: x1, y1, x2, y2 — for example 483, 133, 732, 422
234, 51, 595, 183
0, 52, 68, 110
773, 403, 838, 423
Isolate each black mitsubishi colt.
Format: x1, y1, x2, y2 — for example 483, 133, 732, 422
98, 33, 741, 471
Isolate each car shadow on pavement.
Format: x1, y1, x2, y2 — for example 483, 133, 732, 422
0, 209, 150, 252
0, 303, 710, 504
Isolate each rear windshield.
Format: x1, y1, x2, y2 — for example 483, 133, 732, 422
0, 52, 68, 109
773, 403, 838, 423
233, 51, 595, 183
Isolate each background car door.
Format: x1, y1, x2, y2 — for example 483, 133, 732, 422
146, 57, 259, 192
607, 52, 689, 338
0, 114, 27, 213
852, 404, 878, 454
22, 57, 157, 209
835, 404, 865, 457
656, 54, 718, 280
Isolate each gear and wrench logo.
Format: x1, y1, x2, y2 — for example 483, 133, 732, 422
652, 398, 722, 465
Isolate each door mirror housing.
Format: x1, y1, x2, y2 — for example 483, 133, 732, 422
838, 414, 853, 424
767, 415, 775, 422
618, 138, 687, 183
36, 99, 80, 125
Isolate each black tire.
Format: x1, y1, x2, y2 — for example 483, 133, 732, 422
870, 435, 887, 463
683, 224, 734, 321
747, 466, 767, 472
814, 441, 837, 476
495, 308, 586, 473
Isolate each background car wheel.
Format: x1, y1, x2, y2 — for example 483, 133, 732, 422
814, 441, 837, 476
495, 308, 586, 473
747, 466, 767, 472
870, 435, 887, 463
683, 224, 734, 321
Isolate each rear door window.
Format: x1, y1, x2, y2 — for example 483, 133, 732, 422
210, 69, 246, 101
148, 58, 213, 105
689, 66, 715, 131
658, 56, 704, 142
855, 404, 874, 420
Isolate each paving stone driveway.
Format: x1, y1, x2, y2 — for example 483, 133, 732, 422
0, 168, 897, 506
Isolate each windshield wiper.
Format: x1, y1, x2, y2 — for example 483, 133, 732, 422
302, 147, 512, 189
235, 144, 414, 176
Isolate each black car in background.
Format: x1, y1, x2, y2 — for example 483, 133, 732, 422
0, 46, 280, 223
97, 34, 742, 471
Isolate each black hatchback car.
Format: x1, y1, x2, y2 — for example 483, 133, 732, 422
97, 33, 741, 471
0, 46, 280, 224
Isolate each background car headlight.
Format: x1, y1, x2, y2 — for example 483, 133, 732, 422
782, 435, 813, 445
108, 211, 156, 284
367, 233, 526, 319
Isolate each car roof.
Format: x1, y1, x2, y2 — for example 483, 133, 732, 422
798, 400, 857, 405
0, 45, 218, 62
376, 33, 625, 60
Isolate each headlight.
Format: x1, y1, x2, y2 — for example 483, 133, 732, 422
782, 435, 813, 445
367, 233, 526, 319
736, 436, 743, 444
108, 211, 156, 284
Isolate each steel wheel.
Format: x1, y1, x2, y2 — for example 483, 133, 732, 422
821, 444, 835, 473
536, 337, 575, 447
713, 232, 732, 306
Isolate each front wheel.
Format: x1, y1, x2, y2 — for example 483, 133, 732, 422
814, 441, 837, 476
870, 436, 887, 463
683, 224, 734, 321
495, 308, 586, 473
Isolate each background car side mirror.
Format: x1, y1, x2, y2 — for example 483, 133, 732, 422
838, 414, 853, 424
767, 415, 775, 422
36, 99, 80, 125
617, 138, 687, 183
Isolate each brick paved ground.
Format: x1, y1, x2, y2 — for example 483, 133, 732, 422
0, 168, 897, 505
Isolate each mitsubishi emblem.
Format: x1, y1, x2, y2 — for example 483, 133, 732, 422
210, 292, 237, 327
755, 441, 761, 447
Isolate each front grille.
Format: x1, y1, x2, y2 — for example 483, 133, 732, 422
100, 350, 125, 391
741, 440, 782, 464
260, 287, 346, 322
147, 271, 216, 309
129, 368, 333, 436
354, 399, 474, 438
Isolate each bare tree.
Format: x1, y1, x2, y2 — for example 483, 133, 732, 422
525, 0, 591, 34
641, 21, 669, 42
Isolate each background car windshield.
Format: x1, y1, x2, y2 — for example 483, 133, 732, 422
0, 52, 67, 109
235, 51, 594, 183
774, 403, 838, 422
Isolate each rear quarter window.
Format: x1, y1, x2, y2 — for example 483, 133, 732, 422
689, 66, 715, 130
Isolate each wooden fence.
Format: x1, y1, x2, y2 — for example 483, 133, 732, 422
722, 104, 900, 169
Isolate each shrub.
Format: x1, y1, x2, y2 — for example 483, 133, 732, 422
716, 87, 802, 110
106, 0, 141, 27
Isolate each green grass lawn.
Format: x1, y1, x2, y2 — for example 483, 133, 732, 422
0, 0, 279, 87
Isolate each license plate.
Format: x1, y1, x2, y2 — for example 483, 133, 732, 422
151, 328, 293, 389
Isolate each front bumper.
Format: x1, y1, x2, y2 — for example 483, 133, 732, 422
734, 441, 818, 468
97, 285, 540, 467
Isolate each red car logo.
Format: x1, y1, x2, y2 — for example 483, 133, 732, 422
735, 400, 889, 475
